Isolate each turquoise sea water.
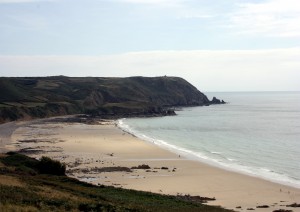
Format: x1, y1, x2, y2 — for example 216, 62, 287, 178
118, 92, 300, 188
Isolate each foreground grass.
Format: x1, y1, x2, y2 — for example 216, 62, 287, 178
0, 153, 231, 212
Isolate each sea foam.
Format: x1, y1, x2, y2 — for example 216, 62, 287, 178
117, 92, 300, 188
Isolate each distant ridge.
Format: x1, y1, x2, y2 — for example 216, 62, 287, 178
0, 76, 224, 123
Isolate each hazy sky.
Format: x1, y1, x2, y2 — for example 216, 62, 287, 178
0, 0, 300, 91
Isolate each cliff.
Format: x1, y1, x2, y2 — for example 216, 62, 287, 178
0, 76, 224, 123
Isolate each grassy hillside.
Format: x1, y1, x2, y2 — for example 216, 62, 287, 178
0, 76, 216, 123
0, 153, 230, 212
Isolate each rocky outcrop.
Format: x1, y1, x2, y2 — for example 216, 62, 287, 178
210, 97, 226, 104
83, 90, 105, 109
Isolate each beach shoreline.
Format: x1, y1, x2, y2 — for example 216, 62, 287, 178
1, 116, 300, 211
117, 118, 300, 190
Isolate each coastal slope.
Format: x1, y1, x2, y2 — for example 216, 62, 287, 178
0, 76, 222, 123
0, 152, 229, 212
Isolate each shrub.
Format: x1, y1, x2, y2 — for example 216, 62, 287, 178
1, 152, 39, 170
37, 157, 66, 176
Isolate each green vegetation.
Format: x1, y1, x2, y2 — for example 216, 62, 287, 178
0, 153, 230, 211
37, 156, 66, 176
1, 152, 65, 176
0, 76, 211, 123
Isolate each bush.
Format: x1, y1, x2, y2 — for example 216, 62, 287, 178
78, 202, 110, 211
37, 157, 66, 176
1, 152, 39, 170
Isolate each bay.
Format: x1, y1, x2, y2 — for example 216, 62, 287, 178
118, 92, 300, 188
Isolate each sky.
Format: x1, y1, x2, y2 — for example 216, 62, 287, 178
0, 0, 300, 91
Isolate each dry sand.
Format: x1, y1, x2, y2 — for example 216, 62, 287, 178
1, 117, 300, 211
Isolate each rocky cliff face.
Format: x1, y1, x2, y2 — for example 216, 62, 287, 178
0, 76, 223, 123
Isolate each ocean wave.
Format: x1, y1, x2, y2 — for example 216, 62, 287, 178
211, 151, 222, 155
117, 118, 300, 189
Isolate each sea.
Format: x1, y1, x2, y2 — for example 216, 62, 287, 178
118, 92, 300, 188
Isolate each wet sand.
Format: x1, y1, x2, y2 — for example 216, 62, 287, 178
0, 121, 22, 153
1, 118, 300, 211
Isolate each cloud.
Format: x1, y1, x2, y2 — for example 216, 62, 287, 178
116, 0, 182, 5
115, 0, 216, 20
1, 48, 300, 91
229, 0, 300, 37
0, 0, 54, 3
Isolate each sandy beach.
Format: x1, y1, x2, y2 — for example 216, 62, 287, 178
1, 117, 299, 211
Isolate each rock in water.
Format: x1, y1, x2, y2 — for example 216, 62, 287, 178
210, 97, 226, 104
